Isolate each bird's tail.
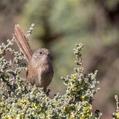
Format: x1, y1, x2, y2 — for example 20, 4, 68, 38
14, 24, 33, 62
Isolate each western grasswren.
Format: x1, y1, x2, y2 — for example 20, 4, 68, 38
14, 24, 54, 91
26, 48, 53, 90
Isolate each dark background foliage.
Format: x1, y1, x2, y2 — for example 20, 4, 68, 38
0, 0, 119, 118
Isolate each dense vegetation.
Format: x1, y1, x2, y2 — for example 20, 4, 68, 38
0, 32, 118, 118
0, 0, 119, 118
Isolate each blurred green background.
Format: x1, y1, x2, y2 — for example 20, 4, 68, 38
0, 0, 119, 118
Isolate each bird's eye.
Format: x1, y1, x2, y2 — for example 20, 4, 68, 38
39, 51, 43, 54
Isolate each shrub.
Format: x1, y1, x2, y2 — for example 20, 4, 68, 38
0, 26, 118, 119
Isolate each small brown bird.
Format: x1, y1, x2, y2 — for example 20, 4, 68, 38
14, 24, 54, 91
27, 48, 53, 90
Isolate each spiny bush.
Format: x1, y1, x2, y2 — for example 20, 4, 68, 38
0, 26, 118, 119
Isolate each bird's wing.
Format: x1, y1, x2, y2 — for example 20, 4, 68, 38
26, 64, 38, 84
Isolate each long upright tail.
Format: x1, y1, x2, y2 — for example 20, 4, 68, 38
14, 24, 33, 62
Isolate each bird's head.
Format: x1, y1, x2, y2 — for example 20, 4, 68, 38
31, 48, 52, 67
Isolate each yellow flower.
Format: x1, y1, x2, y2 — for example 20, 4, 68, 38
115, 112, 119, 119
17, 98, 30, 108
71, 74, 77, 80
4, 115, 14, 119
32, 103, 38, 109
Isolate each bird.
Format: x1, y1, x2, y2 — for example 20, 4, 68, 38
14, 24, 54, 91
